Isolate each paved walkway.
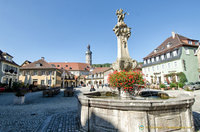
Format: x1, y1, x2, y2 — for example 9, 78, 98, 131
0, 87, 199, 132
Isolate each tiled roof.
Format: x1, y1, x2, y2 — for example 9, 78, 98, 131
49, 62, 91, 71
20, 59, 56, 69
91, 67, 112, 74
143, 33, 199, 59
0, 50, 19, 66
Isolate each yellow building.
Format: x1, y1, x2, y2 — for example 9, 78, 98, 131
19, 57, 62, 87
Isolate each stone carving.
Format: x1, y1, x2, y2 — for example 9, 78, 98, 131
112, 9, 137, 71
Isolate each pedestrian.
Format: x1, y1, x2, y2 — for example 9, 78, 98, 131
102, 84, 104, 89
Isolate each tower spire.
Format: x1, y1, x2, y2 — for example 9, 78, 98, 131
86, 44, 92, 65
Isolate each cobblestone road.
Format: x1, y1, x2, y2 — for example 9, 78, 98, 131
0, 88, 199, 132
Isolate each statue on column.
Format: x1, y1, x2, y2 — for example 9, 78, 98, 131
112, 9, 137, 71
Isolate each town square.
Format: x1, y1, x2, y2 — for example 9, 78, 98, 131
0, 0, 200, 132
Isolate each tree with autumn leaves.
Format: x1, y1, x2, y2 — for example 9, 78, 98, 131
108, 70, 145, 92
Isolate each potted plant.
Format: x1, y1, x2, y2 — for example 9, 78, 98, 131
178, 82, 184, 90
170, 83, 177, 90
159, 84, 166, 91
108, 70, 145, 98
12, 82, 28, 104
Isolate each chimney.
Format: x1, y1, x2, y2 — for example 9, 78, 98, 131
41, 57, 45, 60
172, 31, 176, 39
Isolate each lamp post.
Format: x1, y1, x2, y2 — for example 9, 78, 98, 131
62, 67, 66, 89
90, 67, 94, 87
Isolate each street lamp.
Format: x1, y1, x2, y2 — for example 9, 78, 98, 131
90, 67, 94, 87
61, 67, 66, 89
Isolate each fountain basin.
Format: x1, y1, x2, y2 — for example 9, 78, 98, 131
77, 91, 195, 132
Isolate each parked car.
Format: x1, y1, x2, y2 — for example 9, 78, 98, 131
183, 82, 200, 90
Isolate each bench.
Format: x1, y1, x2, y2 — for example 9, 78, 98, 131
43, 88, 60, 97
64, 88, 74, 97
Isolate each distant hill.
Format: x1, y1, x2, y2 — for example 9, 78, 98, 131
92, 63, 112, 67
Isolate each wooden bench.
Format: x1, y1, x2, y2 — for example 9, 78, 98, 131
43, 88, 60, 97
64, 88, 74, 97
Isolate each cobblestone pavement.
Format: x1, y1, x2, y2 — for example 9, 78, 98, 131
0, 89, 80, 132
0, 87, 199, 132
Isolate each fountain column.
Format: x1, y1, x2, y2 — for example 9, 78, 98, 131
112, 9, 137, 71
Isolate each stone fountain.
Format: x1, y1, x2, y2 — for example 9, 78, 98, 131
76, 9, 195, 132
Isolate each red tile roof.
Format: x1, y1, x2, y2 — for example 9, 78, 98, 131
91, 67, 112, 74
20, 59, 57, 69
143, 33, 199, 59
49, 62, 91, 71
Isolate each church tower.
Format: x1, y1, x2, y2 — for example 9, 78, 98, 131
86, 44, 92, 65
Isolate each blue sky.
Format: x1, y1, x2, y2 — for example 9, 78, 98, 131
0, 0, 200, 65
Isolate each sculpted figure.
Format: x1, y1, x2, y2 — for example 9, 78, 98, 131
116, 9, 127, 23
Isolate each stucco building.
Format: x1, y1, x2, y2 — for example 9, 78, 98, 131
85, 67, 113, 86
142, 32, 199, 84
0, 50, 19, 88
19, 57, 63, 87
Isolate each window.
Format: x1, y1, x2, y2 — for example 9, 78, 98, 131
162, 64, 164, 69
152, 66, 154, 71
152, 58, 154, 62
188, 40, 192, 45
41, 80, 45, 85
33, 71, 37, 75
144, 60, 146, 64
168, 63, 170, 69
185, 48, 190, 55
66, 65, 68, 67
174, 62, 177, 67
57, 65, 60, 67
194, 49, 197, 54
148, 59, 150, 63
161, 55, 165, 60
166, 53, 171, 58
157, 65, 159, 70
48, 71, 52, 75
167, 42, 172, 48
36, 63, 42, 67
48, 80, 51, 85
173, 50, 177, 56
156, 56, 159, 61
195, 41, 199, 45
26, 71, 30, 75
41, 71, 45, 75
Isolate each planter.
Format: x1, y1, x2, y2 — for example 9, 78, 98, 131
14, 96, 25, 104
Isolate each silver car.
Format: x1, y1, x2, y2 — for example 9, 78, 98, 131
183, 82, 200, 90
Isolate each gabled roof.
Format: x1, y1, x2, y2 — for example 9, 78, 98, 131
49, 62, 91, 71
143, 33, 199, 59
20, 58, 56, 69
21, 60, 32, 67
91, 67, 112, 74
0, 50, 19, 66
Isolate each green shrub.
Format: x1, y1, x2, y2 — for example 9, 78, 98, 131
178, 72, 187, 84
170, 83, 177, 88
178, 82, 184, 88
159, 84, 166, 88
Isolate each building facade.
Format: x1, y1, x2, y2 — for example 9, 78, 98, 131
85, 67, 113, 86
0, 50, 19, 88
19, 57, 62, 87
142, 32, 199, 84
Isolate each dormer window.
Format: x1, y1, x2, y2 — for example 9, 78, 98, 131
144, 60, 146, 64
188, 40, 192, 45
69, 67, 72, 69
195, 41, 199, 45
57, 65, 60, 67
154, 49, 158, 53
166, 52, 171, 58
36, 63, 42, 67
152, 58, 154, 62
161, 55, 165, 60
167, 42, 172, 48
156, 56, 159, 61
66, 65, 68, 67
173, 50, 178, 56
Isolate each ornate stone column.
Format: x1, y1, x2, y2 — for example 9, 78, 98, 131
112, 9, 137, 71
